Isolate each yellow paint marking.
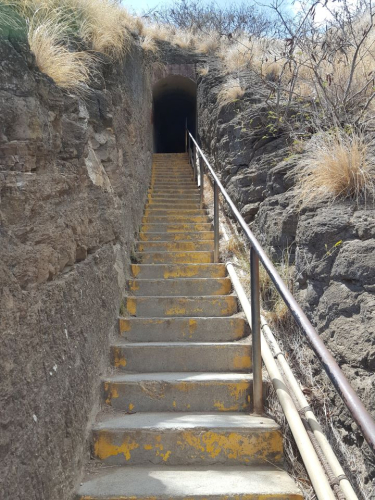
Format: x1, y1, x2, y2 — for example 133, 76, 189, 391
188, 319, 197, 335
161, 450, 171, 462
119, 318, 130, 332
113, 347, 126, 368
214, 401, 240, 412
232, 354, 251, 370
177, 430, 281, 462
230, 381, 250, 400
94, 433, 139, 461
165, 306, 186, 316
131, 264, 140, 278
126, 298, 137, 316
129, 280, 140, 292
144, 444, 153, 450
129, 403, 134, 411
104, 382, 119, 405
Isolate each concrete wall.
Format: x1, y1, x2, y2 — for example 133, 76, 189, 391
0, 34, 153, 500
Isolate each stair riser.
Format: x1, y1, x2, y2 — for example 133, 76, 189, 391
144, 211, 207, 219
130, 263, 226, 279
125, 296, 237, 317
146, 203, 201, 209
141, 223, 212, 232
151, 182, 197, 186
142, 216, 210, 224
136, 241, 214, 252
103, 380, 252, 412
148, 189, 199, 194
134, 251, 213, 264
111, 344, 251, 372
118, 317, 249, 342
148, 193, 200, 199
148, 195, 200, 202
92, 428, 282, 466
138, 232, 214, 242
151, 175, 194, 179
127, 277, 231, 296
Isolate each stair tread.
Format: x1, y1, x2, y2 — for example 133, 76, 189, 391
111, 341, 250, 347
105, 372, 253, 382
93, 412, 278, 431
77, 465, 302, 498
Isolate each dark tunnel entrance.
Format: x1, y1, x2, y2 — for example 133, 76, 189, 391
153, 75, 197, 153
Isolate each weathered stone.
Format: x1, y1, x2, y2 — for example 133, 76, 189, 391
0, 38, 153, 500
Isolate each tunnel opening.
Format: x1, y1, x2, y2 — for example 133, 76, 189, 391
153, 75, 197, 153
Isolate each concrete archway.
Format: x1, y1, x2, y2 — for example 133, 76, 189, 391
153, 75, 197, 153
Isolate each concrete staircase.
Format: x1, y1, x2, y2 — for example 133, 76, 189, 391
77, 153, 302, 500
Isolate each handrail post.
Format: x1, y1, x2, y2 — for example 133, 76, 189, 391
192, 144, 197, 183
250, 247, 263, 414
213, 182, 219, 262
199, 156, 204, 209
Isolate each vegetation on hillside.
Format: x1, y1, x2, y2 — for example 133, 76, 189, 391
0, 0, 374, 201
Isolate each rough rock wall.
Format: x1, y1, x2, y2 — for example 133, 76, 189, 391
197, 61, 375, 496
0, 33, 153, 500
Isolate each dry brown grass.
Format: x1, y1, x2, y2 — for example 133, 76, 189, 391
140, 35, 159, 54
217, 77, 245, 106
1, 0, 134, 90
172, 29, 195, 49
28, 14, 97, 91
142, 22, 174, 42
76, 0, 132, 59
296, 131, 375, 205
195, 31, 220, 54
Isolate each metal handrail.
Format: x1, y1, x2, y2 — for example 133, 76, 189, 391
186, 128, 375, 454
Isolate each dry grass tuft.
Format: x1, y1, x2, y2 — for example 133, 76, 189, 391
217, 77, 245, 106
140, 35, 158, 53
258, 251, 294, 330
142, 22, 174, 42
72, 0, 132, 59
0, 0, 134, 90
296, 131, 375, 206
28, 14, 97, 91
172, 29, 194, 49
195, 31, 220, 54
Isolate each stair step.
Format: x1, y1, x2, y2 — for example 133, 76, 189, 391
147, 194, 201, 200
136, 241, 214, 252
127, 277, 231, 296
103, 372, 253, 412
141, 223, 212, 232
118, 316, 249, 342
124, 295, 237, 317
134, 251, 213, 264
111, 341, 251, 372
77, 465, 303, 500
146, 202, 201, 209
151, 175, 193, 179
91, 413, 281, 466
148, 188, 199, 194
130, 263, 226, 279
144, 209, 206, 217
139, 231, 214, 242
151, 183, 197, 188
142, 215, 210, 224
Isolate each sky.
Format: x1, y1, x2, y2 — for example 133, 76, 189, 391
123, 0, 274, 15
122, 0, 338, 24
